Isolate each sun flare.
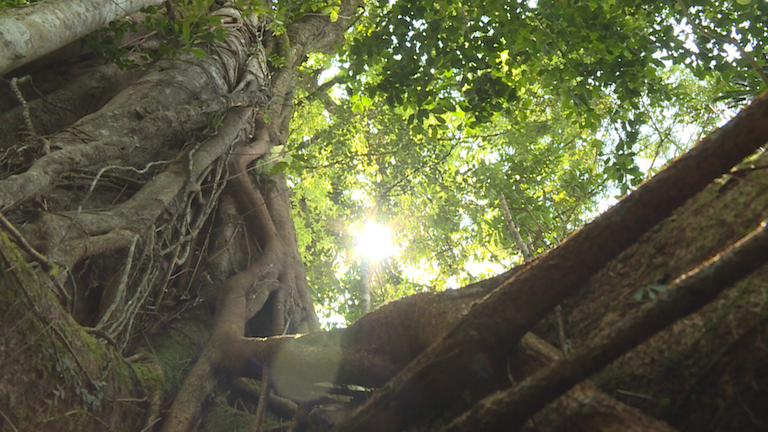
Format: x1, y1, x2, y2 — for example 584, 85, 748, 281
355, 223, 397, 261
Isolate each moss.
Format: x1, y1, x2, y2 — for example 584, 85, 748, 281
80, 328, 106, 358
150, 307, 212, 396
0, 232, 35, 319
111, 355, 139, 391
200, 394, 257, 432
0, 230, 150, 431
131, 360, 164, 391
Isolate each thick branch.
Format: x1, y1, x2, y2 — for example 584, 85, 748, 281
28, 106, 256, 268
444, 217, 768, 431
515, 335, 680, 432
0, 0, 165, 75
0, 91, 267, 212
161, 125, 279, 432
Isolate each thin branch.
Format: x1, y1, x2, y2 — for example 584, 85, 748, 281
0, 211, 52, 271
0, 407, 19, 432
499, 194, 532, 262
250, 366, 271, 432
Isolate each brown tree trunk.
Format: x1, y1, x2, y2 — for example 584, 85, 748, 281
537, 152, 768, 431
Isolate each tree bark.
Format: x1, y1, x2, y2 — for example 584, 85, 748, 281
0, 0, 165, 75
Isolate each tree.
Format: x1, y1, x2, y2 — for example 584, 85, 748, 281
1, 0, 767, 431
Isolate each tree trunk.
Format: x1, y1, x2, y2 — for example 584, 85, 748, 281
536, 153, 768, 431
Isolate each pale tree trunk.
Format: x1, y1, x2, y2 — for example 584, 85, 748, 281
0, 0, 165, 75
499, 194, 532, 262
361, 258, 371, 313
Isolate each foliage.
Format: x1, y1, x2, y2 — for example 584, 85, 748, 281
0, 0, 37, 9
85, 0, 232, 69
285, 0, 761, 325
671, 0, 768, 95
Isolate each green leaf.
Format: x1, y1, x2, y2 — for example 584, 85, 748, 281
634, 288, 645, 302
182, 21, 191, 45
205, 15, 222, 25
270, 161, 289, 176
189, 48, 206, 59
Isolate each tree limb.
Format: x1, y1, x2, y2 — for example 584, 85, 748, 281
444, 216, 768, 431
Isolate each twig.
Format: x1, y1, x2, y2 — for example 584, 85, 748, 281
85, 327, 118, 347
616, 389, 655, 400
96, 234, 139, 330
0, 406, 19, 432
141, 416, 162, 432
10, 76, 51, 154
51, 323, 97, 387
251, 366, 271, 432
554, 305, 569, 358
0, 211, 52, 271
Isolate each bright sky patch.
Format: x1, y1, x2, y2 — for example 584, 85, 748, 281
355, 223, 397, 261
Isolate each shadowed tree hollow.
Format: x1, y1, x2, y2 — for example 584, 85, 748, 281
1, 0, 768, 431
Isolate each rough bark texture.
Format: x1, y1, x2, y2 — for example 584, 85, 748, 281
0, 1, 767, 432
536, 152, 768, 431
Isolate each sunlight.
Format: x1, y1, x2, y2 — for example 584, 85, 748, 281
355, 223, 397, 261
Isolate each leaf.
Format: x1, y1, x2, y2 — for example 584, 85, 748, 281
634, 288, 645, 301
189, 48, 206, 59
182, 21, 191, 45
270, 162, 289, 176
205, 15, 222, 25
